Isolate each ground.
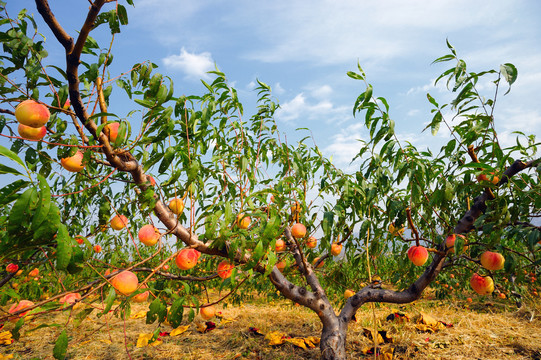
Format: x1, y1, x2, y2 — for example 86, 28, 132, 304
1, 293, 541, 360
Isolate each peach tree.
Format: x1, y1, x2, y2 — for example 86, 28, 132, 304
0, 1, 539, 359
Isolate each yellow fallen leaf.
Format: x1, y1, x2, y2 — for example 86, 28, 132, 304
416, 312, 447, 332
285, 337, 307, 350
136, 333, 162, 348
265, 331, 287, 346
196, 321, 207, 333
304, 336, 320, 348
0, 331, 13, 346
0, 354, 14, 360
99, 339, 112, 345
170, 325, 190, 337
130, 310, 148, 319
220, 317, 235, 326
418, 312, 438, 327
362, 328, 385, 345
361, 345, 394, 359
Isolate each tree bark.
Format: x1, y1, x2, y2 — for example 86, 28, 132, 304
320, 321, 347, 360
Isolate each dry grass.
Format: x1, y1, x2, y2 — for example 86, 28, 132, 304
1, 295, 541, 360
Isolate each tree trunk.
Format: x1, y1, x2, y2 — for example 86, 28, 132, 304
320, 324, 347, 360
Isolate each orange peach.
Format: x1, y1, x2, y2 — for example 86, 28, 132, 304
61, 151, 85, 172
175, 249, 201, 270
138, 224, 160, 246
275, 239, 286, 252
291, 223, 306, 239
15, 100, 50, 128
276, 260, 287, 272
132, 284, 149, 303
59, 292, 81, 305
407, 246, 428, 266
18, 124, 46, 140
236, 214, 251, 229
445, 234, 467, 253
168, 198, 184, 215
313, 257, 324, 268
331, 243, 342, 256
28, 268, 39, 277
306, 236, 317, 249
8, 299, 35, 322
105, 122, 120, 142
75, 235, 85, 245
480, 251, 505, 271
200, 305, 216, 320
111, 270, 139, 296
217, 261, 234, 279
110, 214, 128, 230
63, 99, 71, 110
93, 245, 102, 253
6, 263, 19, 273
344, 289, 355, 299
477, 171, 499, 185
470, 273, 494, 295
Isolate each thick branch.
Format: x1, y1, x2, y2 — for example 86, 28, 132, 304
34, 0, 74, 51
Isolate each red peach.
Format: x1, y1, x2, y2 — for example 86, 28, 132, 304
15, 100, 50, 128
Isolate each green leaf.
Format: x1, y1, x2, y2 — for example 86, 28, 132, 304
53, 330, 68, 360
33, 202, 61, 242
55, 224, 72, 271
0, 163, 23, 176
7, 188, 38, 235
168, 298, 184, 328
101, 287, 117, 316
0, 180, 29, 207
158, 146, 176, 174
500, 63, 518, 95
322, 211, 334, 237
31, 175, 51, 232
0, 144, 27, 170
117, 4, 128, 25
74, 307, 94, 327
146, 297, 167, 324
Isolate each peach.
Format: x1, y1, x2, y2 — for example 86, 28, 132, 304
15, 100, 50, 128
61, 151, 85, 172
217, 261, 234, 279
6, 263, 19, 273
445, 234, 467, 253
313, 257, 324, 268
275, 239, 286, 252
466, 297, 473, 303
111, 270, 139, 296
132, 284, 149, 303
15, 269, 22, 277
63, 99, 70, 110
93, 245, 102, 253
477, 171, 499, 185
291, 223, 306, 239
105, 122, 120, 142
75, 235, 85, 245
28, 268, 39, 277
480, 251, 505, 271
18, 124, 46, 140
306, 236, 317, 249
110, 214, 129, 230
470, 273, 494, 295
236, 214, 251, 229
344, 289, 355, 299
138, 224, 160, 246
147, 175, 156, 186
331, 243, 342, 256
276, 260, 287, 272
407, 246, 428, 266
59, 292, 81, 305
175, 249, 201, 270
168, 198, 184, 215
8, 300, 35, 322
200, 305, 216, 320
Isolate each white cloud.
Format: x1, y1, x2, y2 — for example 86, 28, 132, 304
276, 92, 349, 124
162, 47, 215, 80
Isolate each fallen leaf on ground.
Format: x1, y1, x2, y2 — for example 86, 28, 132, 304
0, 331, 13, 345
248, 327, 265, 336
362, 328, 392, 344
0, 354, 14, 360
136, 333, 162, 347
415, 312, 450, 333
265, 331, 287, 345
130, 310, 147, 319
170, 325, 190, 337
361, 345, 394, 359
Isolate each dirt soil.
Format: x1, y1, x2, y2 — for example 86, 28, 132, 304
1, 295, 541, 360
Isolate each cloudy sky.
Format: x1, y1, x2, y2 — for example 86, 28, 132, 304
8, 0, 541, 170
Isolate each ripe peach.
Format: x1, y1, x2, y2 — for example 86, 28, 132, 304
75, 235, 85, 245
236, 214, 251, 229
466, 297, 473, 303
8, 300, 35, 322
93, 245, 102, 253
313, 257, 324, 268
6, 263, 19, 273
275, 239, 286, 252
168, 198, 184, 215
175, 249, 201, 270
480, 251, 505, 271
445, 234, 467, 253
132, 284, 149, 303
138, 224, 160, 246
276, 260, 287, 272
331, 243, 342, 256
217, 261, 234, 279
15, 269, 22, 276
306, 236, 317, 249
498, 292, 506, 299
59, 292, 81, 305
407, 246, 428, 266
477, 171, 499, 185
110, 214, 128, 230
111, 270, 139, 296
163, 264, 170, 271
147, 175, 156, 186
63, 99, 71, 110
105, 122, 120, 142
200, 305, 216, 320
15, 100, 50, 128
291, 223, 306, 239
61, 151, 85, 172
344, 289, 355, 299
18, 124, 46, 140
470, 273, 494, 295
28, 268, 39, 277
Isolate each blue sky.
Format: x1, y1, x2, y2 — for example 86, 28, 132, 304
5, 0, 541, 171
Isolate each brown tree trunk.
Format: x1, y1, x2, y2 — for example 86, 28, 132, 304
320, 322, 347, 360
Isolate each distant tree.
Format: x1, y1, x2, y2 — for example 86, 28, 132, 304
0, 1, 539, 359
